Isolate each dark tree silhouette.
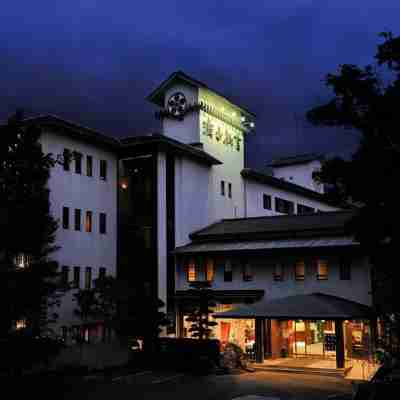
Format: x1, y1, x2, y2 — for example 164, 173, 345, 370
307, 32, 400, 349
0, 111, 62, 337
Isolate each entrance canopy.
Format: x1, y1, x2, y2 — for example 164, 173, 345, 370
213, 293, 373, 320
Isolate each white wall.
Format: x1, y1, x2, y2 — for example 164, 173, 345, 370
272, 160, 324, 193
245, 179, 339, 217
40, 130, 118, 328
176, 253, 372, 306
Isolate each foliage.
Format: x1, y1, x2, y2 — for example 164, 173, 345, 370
0, 111, 63, 337
185, 281, 217, 340
306, 32, 400, 347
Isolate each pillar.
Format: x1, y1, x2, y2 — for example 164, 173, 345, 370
335, 319, 345, 369
255, 318, 265, 363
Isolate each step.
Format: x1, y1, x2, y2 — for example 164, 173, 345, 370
252, 364, 351, 378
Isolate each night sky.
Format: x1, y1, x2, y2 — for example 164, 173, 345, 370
1, 1, 399, 169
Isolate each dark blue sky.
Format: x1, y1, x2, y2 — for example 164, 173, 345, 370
1, 1, 399, 168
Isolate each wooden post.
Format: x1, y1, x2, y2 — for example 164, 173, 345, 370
255, 318, 265, 363
335, 319, 345, 369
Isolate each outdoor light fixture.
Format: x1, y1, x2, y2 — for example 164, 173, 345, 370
120, 178, 129, 190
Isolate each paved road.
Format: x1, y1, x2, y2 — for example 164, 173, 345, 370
62, 370, 354, 400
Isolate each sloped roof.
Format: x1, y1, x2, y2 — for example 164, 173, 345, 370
147, 70, 255, 117
190, 210, 357, 242
268, 153, 324, 168
213, 293, 372, 320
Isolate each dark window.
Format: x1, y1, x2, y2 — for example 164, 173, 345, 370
73, 266, 80, 288
86, 155, 93, 177
85, 211, 92, 233
317, 259, 329, 280
228, 183, 232, 198
99, 213, 106, 234
340, 258, 352, 280
224, 260, 232, 282
75, 209, 81, 231
242, 261, 253, 281
275, 197, 294, 214
100, 160, 107, 180
61, 266, 69, 287
295, 261, 305, 281
62, 207, 69, 229
263, 194, 271, 210
273, 263, 284, 281
297, 204, 315, 215
85, 267, 92, 289
221, 180, 225, 196
75, 152, 82, 174
99, 267, 106, 280
63, 149, 71, 171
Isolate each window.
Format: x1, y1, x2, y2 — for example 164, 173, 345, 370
242, 261, 253, 281
99, 267, 106, 280
275, 197, 294, 214
220, 180, 225, 196
297, 204, 315, 215
73, 266, 80, 288
295, 261, 305, 281
317, 259, 329, 280
85, 267, 92, 289
263, 194, 271, 210
228, 183, 232, 199
273, 263, 284, 281
187, 259, 197, 282
85, 211, 92, 233
75, 152, 82, 174
100, 160, 107, 180
63, 148, 71, 171
14, 253, 31, 269
16, 319, 27, 330
340, 258, 352, 280
206, 258, 215, 282
62, 207, 69, 229
75, 209, 81, 231
61, 266, 69, 287
99, 213, 106, 234
86, 155, 93, 177
224, 260, 232, 282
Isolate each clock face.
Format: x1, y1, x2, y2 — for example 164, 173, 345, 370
167, 92, 187, 117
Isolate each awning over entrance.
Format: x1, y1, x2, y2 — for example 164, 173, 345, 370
212, 293, 373, 320
174, 237, 358, 254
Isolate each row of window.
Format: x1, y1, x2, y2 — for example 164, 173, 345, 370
61, 265, 106, 289
220, 180, 232, 198
62, 207, 107, 234
263, 194, 317, 215
185, 258, 352, 282
63, 148, 107, 180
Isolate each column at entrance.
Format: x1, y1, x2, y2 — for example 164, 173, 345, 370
255, 318, 265, 363
335, 319, 345, 368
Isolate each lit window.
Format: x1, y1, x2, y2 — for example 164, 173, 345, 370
100, 160, 107, 181
242, 261, 253, 281
85, 267, 92, 289
340, 257, 352, 280
263, 194, 271, 210
224, 260, 232, 282
99, 213, 106, 234
16, 319, 26, 330
14, 253, 31, 269
73, 266, 80, 288
273, 263, 284, 281
317, 259, 329, 280
220, 180, 225, 196
228, 183, 232, 199
86, 155, 93, 177
187, 259, 197, 282
85, 211, 92, 233
75, 209, 81, 231
206, 258, 215, 282
295, 261, 305, 281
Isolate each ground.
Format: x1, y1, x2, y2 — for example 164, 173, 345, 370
58, 370, 354, 400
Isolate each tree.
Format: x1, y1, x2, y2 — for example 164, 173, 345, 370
306, 32, 400, 349
0, 111, 62, 337
185, 281, 217, 340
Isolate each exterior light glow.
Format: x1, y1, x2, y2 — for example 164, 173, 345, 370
241, 116, 246, 122
232, 111, 237, 117
120, 177, 129, 190
250, 122, 255, 128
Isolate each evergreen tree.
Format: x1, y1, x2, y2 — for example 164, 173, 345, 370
0, 111, 61, 337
